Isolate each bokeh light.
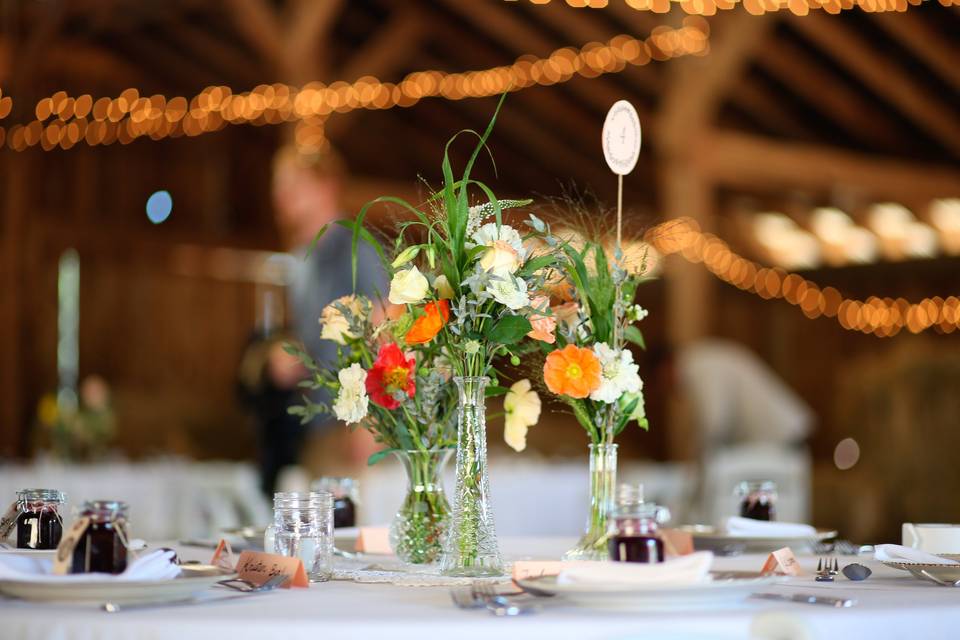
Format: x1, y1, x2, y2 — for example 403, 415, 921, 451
146, 190, 173, 224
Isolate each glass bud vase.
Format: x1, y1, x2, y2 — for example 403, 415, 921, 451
440, 376, 503, 576
563, 443, 618, 561
389, 448, 453, 565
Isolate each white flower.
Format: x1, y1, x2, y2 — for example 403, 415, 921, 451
388, 266, 429, 305
319, 295, 366, 344
486, 272, 530, 310
470, 223, 526, 273
463, 340, 482, 355
504, 379, 541, 452
589, 343, 642, 404
434, 274, 455, 300
627, 304, 649, 322
332, 363, 369, 424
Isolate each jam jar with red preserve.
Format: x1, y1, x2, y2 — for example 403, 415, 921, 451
736, 480, 778, 521
71, 500, 130, 574
607, 484, 671, 563
15, 489, 66, 550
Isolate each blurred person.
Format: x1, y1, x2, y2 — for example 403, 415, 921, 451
240, 145, 385, 495
648, 339, 814, 522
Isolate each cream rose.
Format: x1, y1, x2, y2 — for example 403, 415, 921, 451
434, 274, 455, 300
479, 240, 523, 274
388, 266, 429, 305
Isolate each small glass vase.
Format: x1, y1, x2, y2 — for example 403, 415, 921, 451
389, 448, 453, 565
563, 443, 618, 561
440, 376, 503, 576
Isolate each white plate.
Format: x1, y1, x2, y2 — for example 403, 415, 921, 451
682, 526, 837, 552
880, 554, 960, 580
0, 574, 224, 604
0, 547, 57, 560
517, 572, 781, 611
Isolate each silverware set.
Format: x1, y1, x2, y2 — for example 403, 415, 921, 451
450, 581, 537, 617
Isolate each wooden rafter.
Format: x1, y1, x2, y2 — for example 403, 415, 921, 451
694, 130, 960, 200
165, 22, 268, 88
222, 0, 284, 72
872, 11, 960, 95
658, 12, 776, 155
757, 36, 904, 150
730, 78, 817, 140
325, 9, 425, 139
791, 14, 960, 157
282, 0, 345, 83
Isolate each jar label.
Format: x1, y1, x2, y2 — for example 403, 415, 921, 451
0, 501, 17, 540
52, 517, 91, 575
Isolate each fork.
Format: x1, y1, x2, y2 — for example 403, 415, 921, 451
473, 581, 534, 617
815, 557, 838, 582
216, 574, 288, 592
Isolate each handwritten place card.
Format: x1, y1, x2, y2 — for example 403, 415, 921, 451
236, 550, 308, 588
760, 547, 803, 577
52, 517, 91, 575
660, 529, 695, 557
210, 538, 235, 572
355, 527, 392, 555
511, 561, 565, 581
0, 501, 18, 540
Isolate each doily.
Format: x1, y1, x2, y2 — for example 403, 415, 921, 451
332, 556, 513, 587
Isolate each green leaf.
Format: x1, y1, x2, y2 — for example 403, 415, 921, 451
486, 315, 533, 345
519, 254, 555, 277
567, 399, 597, 441
623, 325, 646, 350
485, 385, 509, 398
391, 245, 421, 268
367, 447, 399, 466
636, 417, 649, 431
613, 397, 639, 436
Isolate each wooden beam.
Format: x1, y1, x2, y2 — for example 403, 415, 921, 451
438, 0, 646, 119
757, 36, 904, 150
731, 77, 818, 140
223, 0, 284, 72
694, 130, 960, 200
791, 14, 960, 156
872, 11, 960, 95
165, 22, 268, 88
282, 0, 345, 84
326, 10, 424, 139
658, 12, 775, 155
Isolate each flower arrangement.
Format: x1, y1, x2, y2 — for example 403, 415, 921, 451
36, 375, 115, 462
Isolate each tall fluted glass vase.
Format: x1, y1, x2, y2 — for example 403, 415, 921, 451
563, 443, 618, 560
440, 376, 503, 576
389, 448, 453, 565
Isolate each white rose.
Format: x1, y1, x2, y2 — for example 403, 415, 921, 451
434, 274, 455, 300
479, 240, 523, 274
388, 266, 429, 305
504, 379, 541, 452
486, 272, 530, 310
589, 343, 642, 404
333, 363, 369, 424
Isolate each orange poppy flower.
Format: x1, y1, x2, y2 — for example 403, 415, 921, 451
543, 344, 602, 399
404, 300, 450, 345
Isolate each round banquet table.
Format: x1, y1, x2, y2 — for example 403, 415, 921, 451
3, 537, 960, 640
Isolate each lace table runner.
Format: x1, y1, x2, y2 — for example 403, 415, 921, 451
333, 556, 513, 587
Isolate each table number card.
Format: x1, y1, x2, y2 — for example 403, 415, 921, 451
236, 550, 308, 588
760, 547, 803, 576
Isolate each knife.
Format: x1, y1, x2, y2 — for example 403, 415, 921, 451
751, 592, 857, 608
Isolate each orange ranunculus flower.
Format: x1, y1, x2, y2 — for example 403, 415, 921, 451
404, 300, 450, 345
543, 344, 602, 399
527, 296, 556, 344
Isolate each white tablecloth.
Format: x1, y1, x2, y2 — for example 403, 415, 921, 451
3, 537, 960, 640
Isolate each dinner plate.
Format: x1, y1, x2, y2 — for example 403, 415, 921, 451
0, 574, 224, 604
880, 554, 960, 579
0, 547, 57, 560
516, 572, 781, 611
682, 526, 837, 553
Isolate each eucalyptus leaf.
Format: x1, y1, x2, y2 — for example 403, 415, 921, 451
486, 315, 533, 345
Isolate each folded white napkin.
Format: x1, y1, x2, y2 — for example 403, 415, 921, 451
0, 549, 181, 583
556, 551, 714, 587
724, 517, 817, 538
874, 544, 959, 565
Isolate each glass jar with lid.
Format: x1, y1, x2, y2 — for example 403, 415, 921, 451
15, 489, 66, 550
607, 484, 670, 563
311, 477, 358, 528
735, 480, 777, 521
72, 500, 130, 574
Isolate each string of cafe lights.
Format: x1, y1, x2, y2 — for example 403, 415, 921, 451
0, 20, 709, 153
646, 218, 960, 337
511, 0, 959, 16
